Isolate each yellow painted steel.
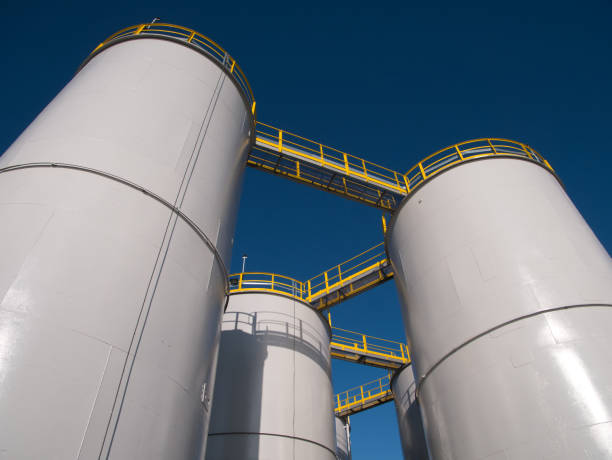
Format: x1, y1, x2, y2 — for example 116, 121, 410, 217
228, 243, 393, 308
251, 122, 553, 211
404, 137, 553, 192
330, 326, 410, 369
307, 242, 392, 308
335, 374, 394, 416
229, 272, 306, 300
87, 23, 255, 115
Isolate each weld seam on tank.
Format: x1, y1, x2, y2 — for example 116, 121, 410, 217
78, 33, 256, 131
413, 303, 612, 399
101, 67, 228, 457
0, 162, 230, 292
206, 432, 339, 457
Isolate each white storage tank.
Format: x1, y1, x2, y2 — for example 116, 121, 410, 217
391, 365, 428, 460
206, 292, 336, 459
335, 415, 352, 460
0, 24, 253, 458
387, 153, 612, 459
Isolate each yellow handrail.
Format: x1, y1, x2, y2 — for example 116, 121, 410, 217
255, 123, 406, 194
254, 122, 553, 204
229, 242, 390, 304
229, 272, 306, 300
88, 23, 256, 116
330, 326, 410, 363
306, 243, 388, 301
404, 137, 552, 191
335, 374, 393, 414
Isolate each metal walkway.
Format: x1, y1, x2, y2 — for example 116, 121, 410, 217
250, 122, 553, 212
307, 243, 394, 309
250, 122, 408, 211
335, 374, 394, 417
228, 242, 393, 309
330, 326, 409, 369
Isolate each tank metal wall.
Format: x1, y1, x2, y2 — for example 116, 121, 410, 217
387, 158, 612, 459
391, 365, 429, 460
0, 36, 251, 458
206, 292, 336, 460
335, 415, 352, 460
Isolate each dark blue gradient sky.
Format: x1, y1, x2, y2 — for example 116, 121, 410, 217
2, 1, 611, 458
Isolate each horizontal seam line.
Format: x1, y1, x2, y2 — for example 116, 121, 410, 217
0, 161, 229, 293
416, 303, 612, 399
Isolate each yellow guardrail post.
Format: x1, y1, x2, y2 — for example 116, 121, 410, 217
361, 159, 368, 178
418, 162, 427, 180
360, 385, 365, 403
238, 272, 243, 289
402, 174, 411, 193
343, 153, 349, 174
519, 142, 533, 159
454, 144, 464, 161
487, 139, 498, 154
362, 334, 367, 352
324, 271, 329, 294
393, 171, 400, 188
278, 130, 283, 152
307, 279, 312, 301
135, 24, 146, 35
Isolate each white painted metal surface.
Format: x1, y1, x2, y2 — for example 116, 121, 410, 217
206, 293, 336, 459
335, 415, 352, 460
391, 366, 429, 460
387, 158, 612, 459
0, 36, 251, 458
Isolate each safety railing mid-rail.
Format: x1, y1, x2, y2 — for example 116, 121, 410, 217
252, 122, 553, 211
228, 242, 391, 308
335, 374, 394, 416
330, 326, 410, 369
87, 23, 256, 116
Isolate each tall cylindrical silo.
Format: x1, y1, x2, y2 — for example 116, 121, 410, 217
391, 365, 429, 460
0, 25, 253, 459
387, 154, 612, 459
335, 415, 352, 460
206, 292, 336, 459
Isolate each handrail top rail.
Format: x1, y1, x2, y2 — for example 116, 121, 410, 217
406, 137, 545, 174
336, 374, 392, 396
230, 271, 303, 285
87, 23, 255, 114
306, 242, 386, 283
331, 326, 406, 346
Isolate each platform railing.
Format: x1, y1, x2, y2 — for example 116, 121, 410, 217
89, 23, 256, 116
254, 123, 554, 209
255, 123, 408, 195
404, 138, 553, 191
228, 241, 391, 306
335, 374, 393, 415
330, 326, 410, 365
229, 272, 306, 300
306, 243, 389, 302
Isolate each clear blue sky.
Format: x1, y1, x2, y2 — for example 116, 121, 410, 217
1, 1, 611, 458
